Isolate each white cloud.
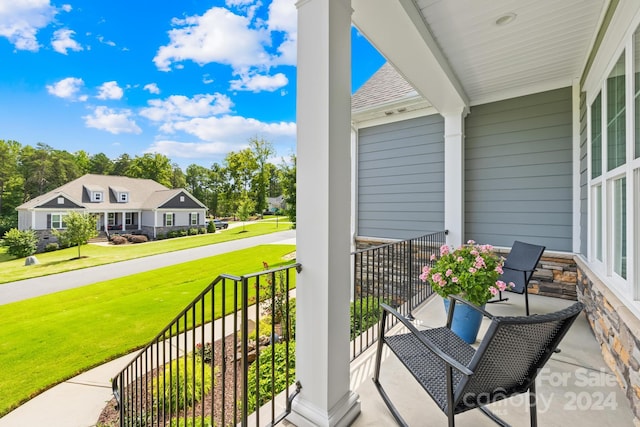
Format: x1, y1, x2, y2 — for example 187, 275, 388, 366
144, 83, 160, 94
46, 77, 87, 101
153, 2, 296, 91
83, 106, 142, 134
0, 0, 57, 51
169, 115, 295, 141
96, 81, 124, 100
51, 28, 82, 54
139, 94, 234, 122
61, 4, 72, 12
230, 72, 288, 92
153, 7, 270, 72
97, 35, 115, 47
146, 140, 237, 159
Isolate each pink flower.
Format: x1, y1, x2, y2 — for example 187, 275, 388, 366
496, 280, 508, 291
489, 286, 499, 296
468, 267, 477, 274
432, 273, 443, 283
495, 265, 503, 274
457, 256, 464, 262
452, 276, 459, 283
422, 266, 431, 274
440, 245, 450, 256
467, 240, 476, 245
445, 268, 453, 277
430, 254, 437, 261
470, 249, 479, 256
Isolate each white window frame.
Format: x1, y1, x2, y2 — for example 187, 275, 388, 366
108, 212, 116, 226
165, 213, 174, 227
190, 212, 198, 226
92, 191, 103, 202
51, 213, 66, 229
119, 193, 128, 203
125, 212, 133, 226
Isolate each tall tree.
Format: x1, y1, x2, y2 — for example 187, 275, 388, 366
89, 153, 114, 175
112, 153, 132, 176
224, 149, 257, 215
279, 155, 296, 227
170, 163, 187, 188
19, 143, 55, 201
249, 137, 275, 215
73, 150, 91, 175
0, 140, 22, 216
126, 153, 174, 187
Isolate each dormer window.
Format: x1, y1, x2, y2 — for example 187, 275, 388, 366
92, 191, 103, 202
57, 197, 64, 205
180, 195, 185, 202
119, 192, 129, 203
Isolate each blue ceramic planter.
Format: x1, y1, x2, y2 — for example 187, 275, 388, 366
442, 297, 484, 344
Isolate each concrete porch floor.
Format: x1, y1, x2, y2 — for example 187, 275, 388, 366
349, 293, 636, 426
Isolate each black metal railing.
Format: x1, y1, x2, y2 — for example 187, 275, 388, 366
112, 263, 301, 427
350, 230, 447, 359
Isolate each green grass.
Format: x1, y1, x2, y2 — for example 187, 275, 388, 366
0, 219, 292, 284
0, 243, 296, 417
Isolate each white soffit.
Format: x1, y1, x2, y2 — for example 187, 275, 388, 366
413, 0, 607, 105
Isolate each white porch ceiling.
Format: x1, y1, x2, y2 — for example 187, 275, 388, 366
355, 0, 608, 107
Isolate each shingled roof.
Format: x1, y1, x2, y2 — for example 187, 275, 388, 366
352, 62, 421, 112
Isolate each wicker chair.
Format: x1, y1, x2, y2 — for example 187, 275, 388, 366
489, 240, 546, 315
373, 296, 584, 427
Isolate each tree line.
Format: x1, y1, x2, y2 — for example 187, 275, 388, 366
0, 137, 296, 235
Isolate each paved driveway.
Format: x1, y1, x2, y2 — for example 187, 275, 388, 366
0, 229, 296, 306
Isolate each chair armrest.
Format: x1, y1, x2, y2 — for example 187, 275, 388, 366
379, 303, 474, 376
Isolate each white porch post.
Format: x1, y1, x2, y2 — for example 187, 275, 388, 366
288, 0, 360, 426
443, 111, 466, 248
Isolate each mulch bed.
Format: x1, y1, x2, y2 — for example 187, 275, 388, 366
97, 335, 241, 426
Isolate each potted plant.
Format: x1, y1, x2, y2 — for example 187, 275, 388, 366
419, 240, 512, 343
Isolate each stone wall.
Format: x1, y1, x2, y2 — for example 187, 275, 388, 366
575, 257, 640, 425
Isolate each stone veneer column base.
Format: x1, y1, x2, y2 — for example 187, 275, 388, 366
574, 256, 640, 425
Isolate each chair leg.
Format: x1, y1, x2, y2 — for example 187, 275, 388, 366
524, 286, 530, 316
529, 382, 537, 427
487, 290, 509, 304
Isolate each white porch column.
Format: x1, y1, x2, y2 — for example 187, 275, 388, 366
443, 111, 466, 248
289, 0, 360, 426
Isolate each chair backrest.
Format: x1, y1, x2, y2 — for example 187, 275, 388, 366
452, 302, 584, 412
501, 240, 546, 294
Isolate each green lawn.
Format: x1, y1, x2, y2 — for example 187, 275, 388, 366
0, 243, 296, 417
0, 219, 292, 284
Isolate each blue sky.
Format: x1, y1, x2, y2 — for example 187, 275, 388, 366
0, 0, 385, 169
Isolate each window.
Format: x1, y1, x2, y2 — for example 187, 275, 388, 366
612, 177, 627, 279
607, 53, 626, 171
593, 185, 602, 262
591, 93, 602, 178
108, 213, 115, 226
190, 213, 198, 226
125, 212, 133, 225
92, 191, 103, 202
180, 195, 185, 202
51, 213, 66, 229
635, 26, 640, 159
57, 197, 64, 205
119, 193, 128, 203
165, 213, 174, 226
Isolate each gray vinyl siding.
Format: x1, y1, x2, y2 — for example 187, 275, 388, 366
465, 87, 573, 251
160, 192, 203, 209
358, 115, 444, 239
579, 91, 588, 256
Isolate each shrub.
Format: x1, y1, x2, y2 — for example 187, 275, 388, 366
1, 228, 37, 258
167, 230, 178, 239
350, 296, 384, 340
198, 227, 206, 234
44, 242, 59, 252
110, 235, 127, 245
206, 221, 216, 234
188, 228, 198, 236
169, 416, 212, 427
195, 342, 213, 364
179, 229, 188, 237
152, 356, 213, 412
246, 341, 296, 413
129, 235, 148, 243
